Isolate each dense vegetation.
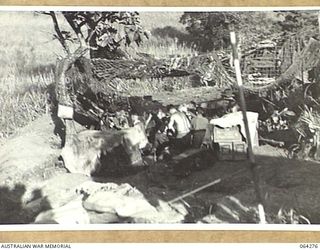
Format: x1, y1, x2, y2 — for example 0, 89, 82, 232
179, 11, 319, 51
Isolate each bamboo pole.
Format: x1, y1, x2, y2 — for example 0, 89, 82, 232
318, 11, 320, 38
168, 168, 247, 205
229, 24, 266, 224
168, 179, 222, 204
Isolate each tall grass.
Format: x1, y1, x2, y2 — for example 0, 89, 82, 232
136, 36, 197, 58
138, 12, 197, 58
0, 72, 54, 140
0, 12, 60, 139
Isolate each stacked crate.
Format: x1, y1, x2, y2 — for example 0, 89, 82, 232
213, 125, 248, 161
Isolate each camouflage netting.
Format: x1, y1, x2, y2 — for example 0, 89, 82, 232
88, 52, 235, 87
55, 51, 235, 119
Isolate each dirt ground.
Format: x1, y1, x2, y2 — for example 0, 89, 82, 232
106, 144, 320, 223
1, 87, 320, 224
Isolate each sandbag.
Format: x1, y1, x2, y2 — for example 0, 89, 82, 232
83, 182, 187, 223
131, 200, 187, 223
37, 173, 90, 209
61, 127, 147, 176
34, 197, 90, 224
83, 183, 147, 214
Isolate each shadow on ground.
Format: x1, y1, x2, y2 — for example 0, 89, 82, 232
0, 184, 51, 224
92, 145, 320, 224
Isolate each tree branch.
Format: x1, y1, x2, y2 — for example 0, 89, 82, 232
49, 11, 70, 55
39, 11, 52, 16
63, 12, 86, 47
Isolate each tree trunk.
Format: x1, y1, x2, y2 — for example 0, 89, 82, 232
55, 48, 88, 140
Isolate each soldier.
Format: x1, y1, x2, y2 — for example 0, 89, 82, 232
167, 105, 192, 153
130, 112, 149, 150
151, 123, 170, 161
191, 107, 209, 148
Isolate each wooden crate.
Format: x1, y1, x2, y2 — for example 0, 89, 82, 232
217, 142, 234, 160
213, 125, 242, 143
233, 142, 248, 160
217, 141, 247, 161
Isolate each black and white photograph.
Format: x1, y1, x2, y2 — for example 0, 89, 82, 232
0, 7, 320, 226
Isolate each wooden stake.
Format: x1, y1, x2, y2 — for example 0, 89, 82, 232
168, 178, 222, 204
318, 11, 320, 38
229, 24, 267, 224
168, 168, 247, 205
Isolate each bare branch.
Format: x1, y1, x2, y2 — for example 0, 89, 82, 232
86, 28, 96, 43
38, 11, 51, 16
49, 11, 70, 55
63, 12, 86, 47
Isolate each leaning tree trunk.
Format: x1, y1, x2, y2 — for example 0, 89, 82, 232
55, 58, 74, 107
55, 48, 88, 142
